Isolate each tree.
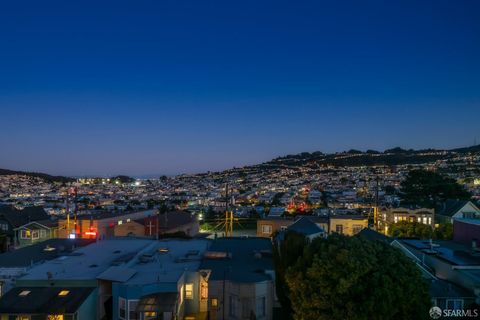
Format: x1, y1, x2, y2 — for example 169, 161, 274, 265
388, 221, 433, 239
435, 222, 453, 240
285, 234, 430, 320
400, 170, 471, 207
273, 232, 308, 318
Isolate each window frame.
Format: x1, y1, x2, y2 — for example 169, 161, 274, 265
261, 224, 272, 235
185, 283, 194, 300
119, 297, 127, 320
128, 299, 139, 320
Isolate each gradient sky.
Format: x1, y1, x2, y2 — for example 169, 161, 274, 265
0, 0, 479, 177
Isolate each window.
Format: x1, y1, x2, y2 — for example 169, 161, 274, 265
128, 300, 139, 320
428, 217, 432, 225
394, 215, 398, 223
423, 217, 428, 225
180, 285, 184, 304
0, 223, 8, 231
242, 298, 252, 318
256, 296, 266, 318
185, 283, 194, 299
20, 230, 31, 239
119, 297, 126, 319
352, 225, 363, 235
200, 283, 208, 299
446, 299, 463, 311
335, 225, 343, 234
261, 225, 272, 235
229, 295, 237, 317
47, 316, 64, 320
58, 290, 70, 296
280, 226, 287, 231
32, 230, 39, 240
143, 312, 157, 320
417, 217, 421, 223
40, 229, 47, 238
211, 298, 218, 308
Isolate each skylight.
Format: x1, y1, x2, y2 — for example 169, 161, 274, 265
19, 290, 31, 297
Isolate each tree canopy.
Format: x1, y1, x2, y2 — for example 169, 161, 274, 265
400, 169, 471, 207
388, 221, 453, 240
284, 234, 430, 320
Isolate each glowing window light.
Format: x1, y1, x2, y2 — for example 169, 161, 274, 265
58, 290, 70, 296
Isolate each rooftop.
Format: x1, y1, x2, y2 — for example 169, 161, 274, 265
0, 286, 95, 314
200, 237, 274, 283
0, 238, 95, 268
19, 238, 154, 280
400, 239, 480, 266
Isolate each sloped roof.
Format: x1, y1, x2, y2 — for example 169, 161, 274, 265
435, 200, 478, 217
0, 287, 95, 314
287, 216, 325, 235
0, 205, 49, 228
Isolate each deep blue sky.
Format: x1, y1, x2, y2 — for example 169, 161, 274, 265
0, 1, 479, 176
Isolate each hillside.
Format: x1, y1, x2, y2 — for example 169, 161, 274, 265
264, 145, 480, 168
0, 168, 75, 183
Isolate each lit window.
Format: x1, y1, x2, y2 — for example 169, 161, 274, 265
201, 283, 208, 299
47, 315, 64, 320
211, 298, 218, 308
185, 283, 194, 299
58, 290, 70, 296
19, 290, 31, 297
261, 225, 272, 235
118, 220, 123, 225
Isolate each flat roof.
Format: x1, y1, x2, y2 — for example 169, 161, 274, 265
401, 239, 480, 266
18, 238, 212, 285
200, 237, 274, 283
0, 239, 95, 268
20, 238, 154, 280
122, 239, 211, 285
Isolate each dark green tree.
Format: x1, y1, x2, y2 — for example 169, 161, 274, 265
285, 234, 430, 320
273, 232, 308, 318
435, 222, 453, 240
400, 170, 471, 207
388, 221, 434, 239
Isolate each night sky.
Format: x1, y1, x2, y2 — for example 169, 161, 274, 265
1, 0, 479, 176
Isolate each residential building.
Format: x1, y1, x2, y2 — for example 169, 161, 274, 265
57, 210, 157, 240
0, 206, 50, 249
435, 200, 480, 224
453, 219, 480, 246
14, 220, 58, 248
392, 239, 480, 305
378, 207, 434, 234
200, 237, 275, 320
256, 218, 294, 238
0, 239, 94, 297
329, 215, 368, 236
0, 286, 97, 320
